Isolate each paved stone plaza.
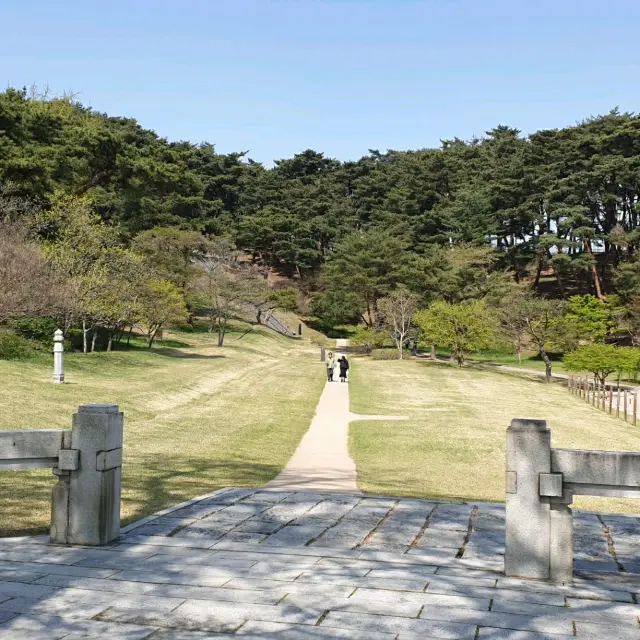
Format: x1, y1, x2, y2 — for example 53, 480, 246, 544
1, 487, 640, 638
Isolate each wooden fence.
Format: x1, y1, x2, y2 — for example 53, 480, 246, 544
568, 375, 638, 425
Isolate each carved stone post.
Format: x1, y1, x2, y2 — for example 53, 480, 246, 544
505, 419, 552, 580
53, 329, 65, 384
51, 405, 123, 545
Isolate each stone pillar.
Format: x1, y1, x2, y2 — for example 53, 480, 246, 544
505, 419, 552, 580
53, 329, 65, 384
65, 405, 123, 545
320, 346, 326, 362
550, 490, 574, 585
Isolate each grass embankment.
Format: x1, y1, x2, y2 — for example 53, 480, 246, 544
0, 324, 325, 536
349, 358, 640, 513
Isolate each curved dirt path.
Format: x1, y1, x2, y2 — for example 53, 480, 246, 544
265, 339, 405, 493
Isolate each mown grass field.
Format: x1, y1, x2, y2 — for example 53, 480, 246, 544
349, 358, 640, 513
0, 324, 325, 536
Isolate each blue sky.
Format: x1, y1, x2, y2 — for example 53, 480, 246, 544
2, 0, 639, 164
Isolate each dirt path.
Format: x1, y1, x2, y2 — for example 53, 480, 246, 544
265, 339, 405, 492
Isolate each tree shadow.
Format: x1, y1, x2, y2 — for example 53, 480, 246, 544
0, 457, 281, 537
151, 348, 226, 360
121, 457, 282, 527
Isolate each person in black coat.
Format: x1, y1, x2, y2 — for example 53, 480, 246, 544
338, 355, 349, 382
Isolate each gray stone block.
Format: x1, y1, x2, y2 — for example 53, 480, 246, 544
238, 619, 396, 638
289, 592, 421, 618
233, 519, 285, 534
118, 535, 215, 550
418, 604, 574, 635
539, 473, 563, 497
0, 611, 17, 625
0, 581, 59, 599
321, 610, 477, 638
111, 569, 231, 588
34, 574, 156, 594
0, 630, 59, 640
260, 523, 329, 547
0, 596, 113, 618
219, 532, 268, 543
573, 620, 640, 639
475, 629, 572, 639
222, 577, 355, 597
296, 572, 428, 591
0, 614, 156, 638
97, 606, 244, 633
349, 587, 491, 613
147, 632, 232, 640
211, 540, 360, 559
410, 530, 466, 549
427, 582, 565, 606
365, 566, 439, 580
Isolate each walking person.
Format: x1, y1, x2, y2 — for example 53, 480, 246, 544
338, 355, 349, 383
326, 352, 336, 382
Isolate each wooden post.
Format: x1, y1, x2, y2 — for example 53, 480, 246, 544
609, 384, 613, 414
616, 387, 620, 418
634, 394, 638, 427
624, 389, 628, 422
596, 382, 600, 409
583, 377, 587, 400
592, 380, 596, 407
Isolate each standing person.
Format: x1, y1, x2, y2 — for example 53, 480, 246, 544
338, 355, 349, 382
326, 352, 336, 382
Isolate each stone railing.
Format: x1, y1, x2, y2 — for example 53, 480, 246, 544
0, 404, 123, 546
505, 418, 640, 584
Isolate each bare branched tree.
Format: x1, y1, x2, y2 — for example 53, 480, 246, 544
0, 221, 59, 322
378, 288, 419, 359
193, 240, 269, 347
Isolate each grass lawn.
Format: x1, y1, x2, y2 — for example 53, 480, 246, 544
349, 358, 640, 514
0, 323, 325, 536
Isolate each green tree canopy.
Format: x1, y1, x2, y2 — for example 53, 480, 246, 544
414, 300, 494, 367
563, 344, 637, 385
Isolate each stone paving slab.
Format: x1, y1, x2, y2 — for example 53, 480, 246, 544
1, 489, 640, 637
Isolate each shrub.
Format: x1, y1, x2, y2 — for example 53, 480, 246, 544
268, 288, 300, 313
327, 324, 359, 339
10, 316, 59, 347
351, 327, 388, 354
0, 330, 40, 361
310, 334, 327, 347
371, 348, 399, 360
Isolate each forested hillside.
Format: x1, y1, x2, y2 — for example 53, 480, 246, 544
3, 86, 640, 353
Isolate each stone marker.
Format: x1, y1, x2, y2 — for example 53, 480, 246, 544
53, 329, 65, 384
51, 404, 123, 545
320, 346, 326, 362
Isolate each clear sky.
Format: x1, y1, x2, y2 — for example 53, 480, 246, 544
2, 0, 639, 164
